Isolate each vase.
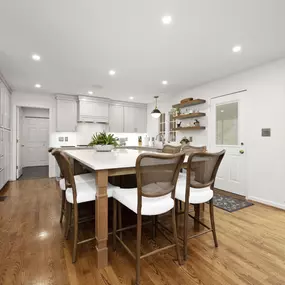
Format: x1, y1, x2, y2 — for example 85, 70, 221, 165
94, 145, 114, 152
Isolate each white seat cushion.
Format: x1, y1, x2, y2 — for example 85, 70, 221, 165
66, 181, 117, 204
113, 188, 174, 216
59, 173, 95, 190
176, 173, 213, 204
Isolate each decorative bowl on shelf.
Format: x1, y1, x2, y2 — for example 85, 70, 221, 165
94, 145, 114, 152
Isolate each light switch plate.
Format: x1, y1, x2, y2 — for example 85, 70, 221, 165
58, 137, 64, 142
65, 137, 68, 142
262, 128, 271, 137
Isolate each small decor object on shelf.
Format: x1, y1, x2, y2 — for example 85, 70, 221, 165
138, 136, 142, 146
180, 137, 190, 146
177, 122, 182, 128
88, 131, 118, 152
176, 107, 181, 116
180, 98, 193, 104
194, 119, 200, 127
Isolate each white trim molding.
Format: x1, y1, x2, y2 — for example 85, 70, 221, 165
0, 71, 12, 94
247, 196, 285, 210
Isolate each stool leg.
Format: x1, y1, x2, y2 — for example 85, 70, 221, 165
172, 207, 182, 265
118, 202, 123, 240
209, 199, 218, 247
113, 199, 117, 251
183, 202, 189, 261
72, 204, 78, 263
152, 216, 157, 239
60, 191, 66, 223
65, 202, 72, 240
136, 213, 142, 285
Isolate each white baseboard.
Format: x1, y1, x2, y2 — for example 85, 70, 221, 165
247, 196, 285, 210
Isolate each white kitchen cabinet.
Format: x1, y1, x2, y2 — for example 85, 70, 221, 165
135, 107, 147, 133
56, 96, 77, 132
123, 106, 147, 133
0, 82, 11, 130
78, 97, 109, 123
109, 104, 124, 132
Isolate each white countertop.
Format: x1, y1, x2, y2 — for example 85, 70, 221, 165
64, 148, 160, 171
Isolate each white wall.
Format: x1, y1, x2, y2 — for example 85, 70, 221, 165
11, 92, 57, 179
147, 58, 285, 209
22, 107, 49, 118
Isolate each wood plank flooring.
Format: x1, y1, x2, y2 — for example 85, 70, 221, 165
0, 178, 285, 285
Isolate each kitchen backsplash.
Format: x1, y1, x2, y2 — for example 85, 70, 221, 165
50, 123, 147, 147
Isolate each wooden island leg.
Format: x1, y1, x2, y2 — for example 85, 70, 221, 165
95, 170, 109, 268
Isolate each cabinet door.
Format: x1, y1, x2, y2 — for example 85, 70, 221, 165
123, 106, 137, 133
4, 130, 9, 183
79, 100, 97, 117
109, 105, 124, 132
56, 99, 77, 131
0, 84, 4, 127
135, 107, 147, 133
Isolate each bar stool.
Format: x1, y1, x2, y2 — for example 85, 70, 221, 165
112, 152, 185, 285
51, 148, 95, 223
175, 150, 225, 260
54, 150, 119, 262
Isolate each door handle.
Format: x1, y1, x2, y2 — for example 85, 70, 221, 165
239, 150, 245, 154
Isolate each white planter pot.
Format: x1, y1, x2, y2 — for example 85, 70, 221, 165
94, 145, 114, 152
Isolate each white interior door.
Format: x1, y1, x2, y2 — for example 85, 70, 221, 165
22, 117, 49, 167
209, 92, 246, 196
16, 107, 23, 178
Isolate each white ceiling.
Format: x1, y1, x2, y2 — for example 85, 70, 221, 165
1, 0, 285, 103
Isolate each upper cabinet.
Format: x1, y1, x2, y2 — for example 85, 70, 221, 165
0, 82, 11, 130
109, 102, 147, 133
78, 96, 109, 123
109, 104, 124, 132
56, 95, 77, 132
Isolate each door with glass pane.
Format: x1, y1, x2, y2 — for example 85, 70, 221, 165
210, 92, 246, 196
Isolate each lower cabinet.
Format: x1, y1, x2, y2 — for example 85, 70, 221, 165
0, 128, 10, 191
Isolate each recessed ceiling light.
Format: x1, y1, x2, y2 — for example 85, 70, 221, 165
162, 80, 168, 85
88, 91, 93, 95
221, 110, 224, 113
109, 70, 116, 76
34, 83, 42, 88
232, 45, 242, 53
129, 96, 134, 100
32, 54, 41, 61
162, 15, 172, 25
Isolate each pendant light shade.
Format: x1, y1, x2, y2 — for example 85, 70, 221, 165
151, 96, 161, 118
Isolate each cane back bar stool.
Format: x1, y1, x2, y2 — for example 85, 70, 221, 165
51, 149, 95, 223
175, 150, 225, 260
112, 152, 185, 285
162, 144, 181, 154
181, 144, 207, 154
53, 150, 118, 262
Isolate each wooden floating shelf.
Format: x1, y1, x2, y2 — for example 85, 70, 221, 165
172, 99, 206, 109
173, 126, 206, 131
173, 112, 206, 120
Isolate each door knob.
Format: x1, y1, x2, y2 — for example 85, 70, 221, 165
239, 150, 244, 154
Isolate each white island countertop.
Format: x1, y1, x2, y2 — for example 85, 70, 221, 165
64, 148, 161, 171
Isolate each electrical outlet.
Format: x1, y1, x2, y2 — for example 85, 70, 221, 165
58, 137, 64, 142
65, 137, 68, 142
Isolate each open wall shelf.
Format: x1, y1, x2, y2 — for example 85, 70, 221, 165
173, 126, 206, 131
173, 112, 206, 120
172, 99, 206, 109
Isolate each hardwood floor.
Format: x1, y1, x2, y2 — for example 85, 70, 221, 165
0, 178, 285, 285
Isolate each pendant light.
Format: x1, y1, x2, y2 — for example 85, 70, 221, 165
151, 96, 161, 118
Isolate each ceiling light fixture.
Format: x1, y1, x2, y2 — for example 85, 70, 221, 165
162, 80, 168, 85
221, 110, 224, 113
32, 54, 41, 61
34, 83, 42, 88
151, 96, 161, 118
129, 96, 134, 100
232, 45, 242, 53
88, 91, 93, 95
162, 15, 172, 25
109, 70, 116, 76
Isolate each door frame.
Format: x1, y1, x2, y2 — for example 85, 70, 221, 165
208, 90, 248, 198
13, 104, 52, 181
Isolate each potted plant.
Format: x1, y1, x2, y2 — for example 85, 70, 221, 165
88, 132, 119, 152
180, 136, 190, 146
